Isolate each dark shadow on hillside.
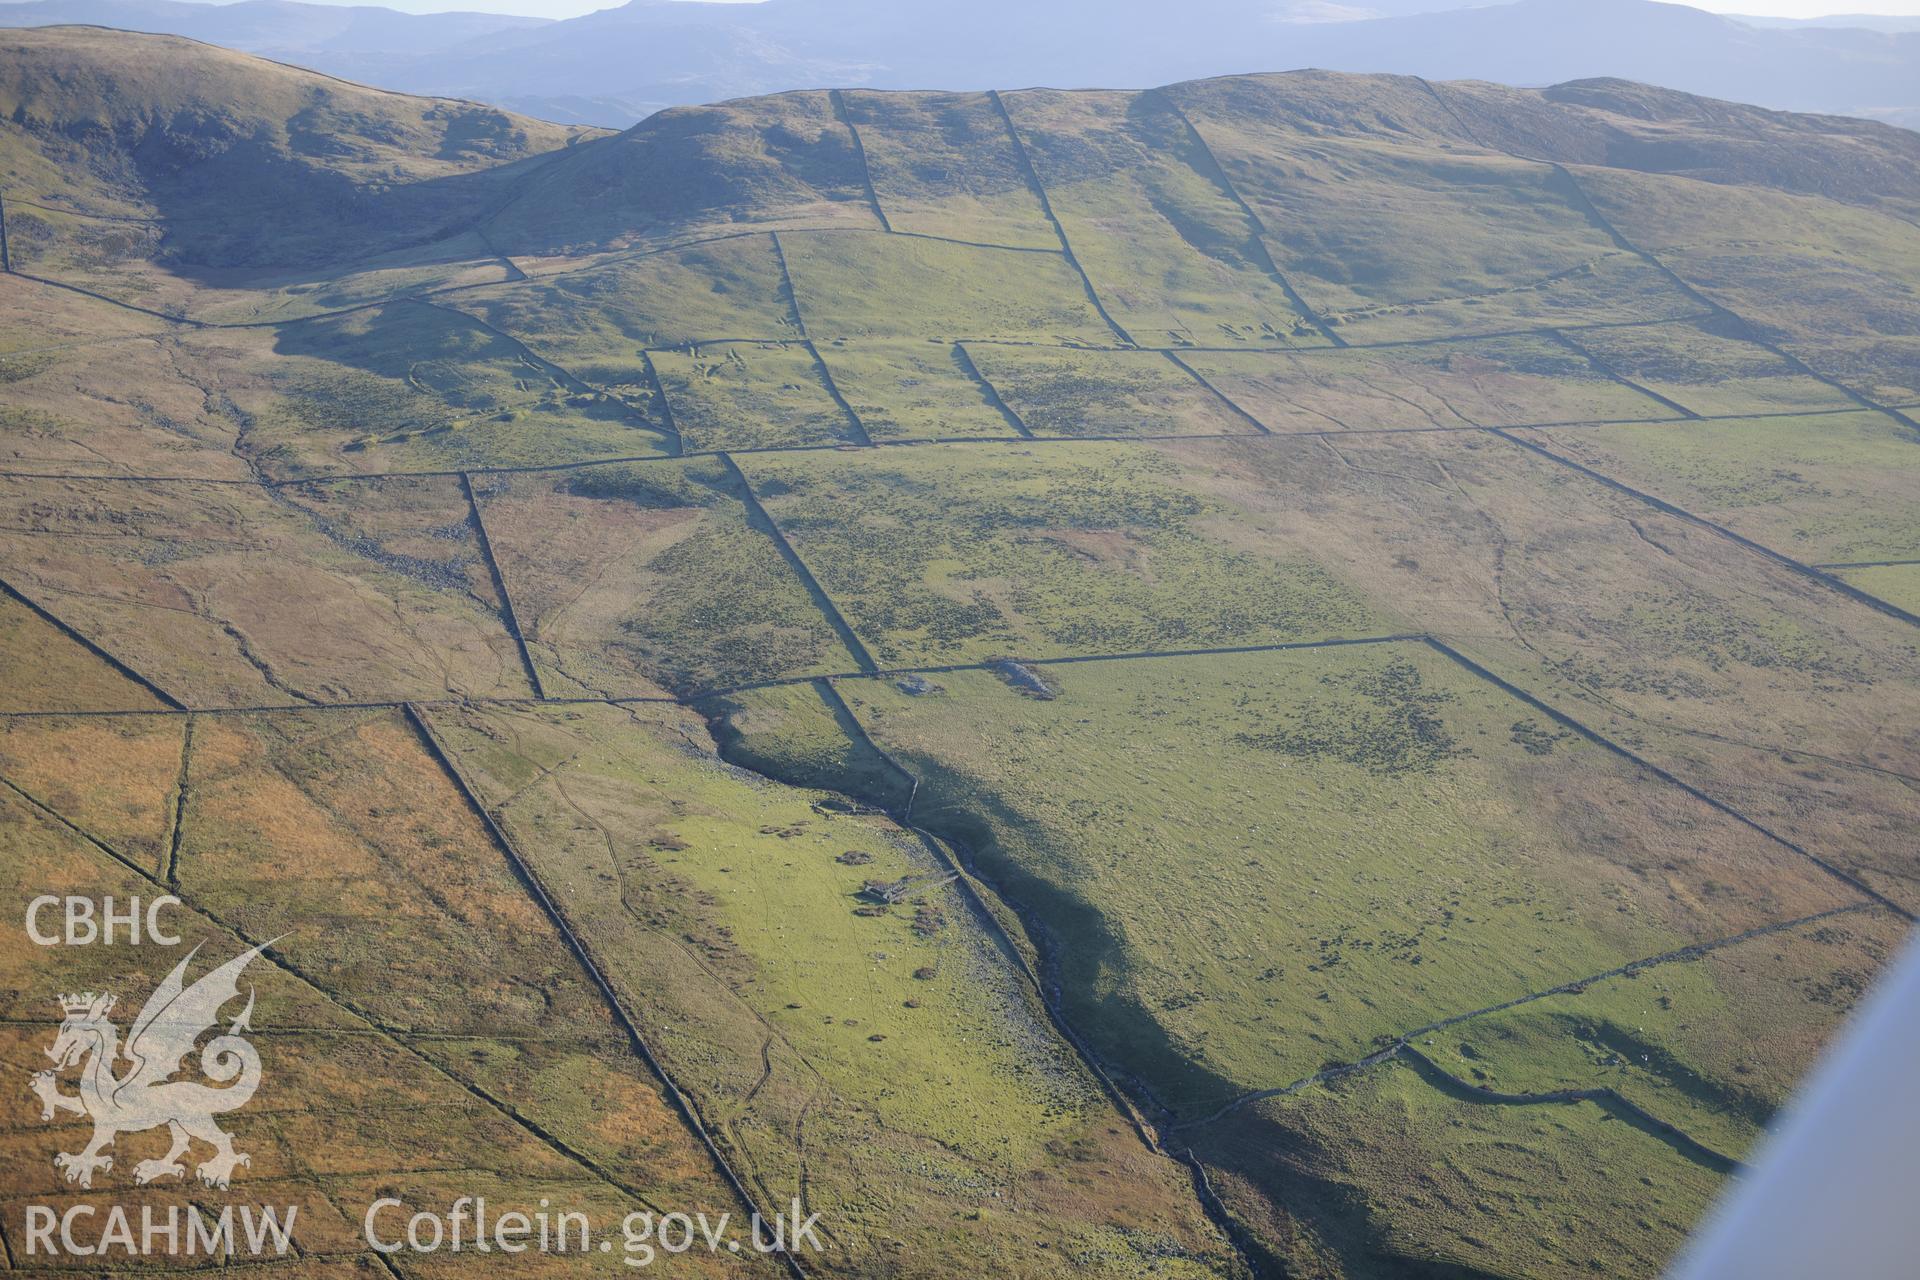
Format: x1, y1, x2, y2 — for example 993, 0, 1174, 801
706, 676, 1254, 1108
1189, 1073, 1516, 1280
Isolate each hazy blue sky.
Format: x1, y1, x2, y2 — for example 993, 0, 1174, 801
173, 0, 1920, 24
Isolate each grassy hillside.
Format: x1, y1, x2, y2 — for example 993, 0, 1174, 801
0, 26, 598, 274
1, 29, 1915, 1279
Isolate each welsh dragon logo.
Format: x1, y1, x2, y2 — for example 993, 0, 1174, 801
29, 942, 273, 1190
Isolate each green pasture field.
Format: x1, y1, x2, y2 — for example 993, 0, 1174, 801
812, 340, 1021, 440
1322, 253, 1705, 345
1560, 316, 1858, 417
472, 458, 854, 697
421, 699, 1241, 1278
1163, 427, 1920, 911
1577, 165, 1920, 404
998, 88, 1324, 347
962, 344, 1262, 437
1200, 1058, 1725, 1280
778, 229, 1115, 343
1167, 81, 1687, 336
1535, 411, 1920, 565
0, 473, 530, 706
836, 90, 1058, 250
243, 302, 673, 478
1417, 908, 1906, 1159
771, 647, 1853, 1117
1178, 332, 1678, 432
455, 233, 804, 365
739, 442, 1381, 667
649, 340, 861, 451
1834, 562, 1920, 614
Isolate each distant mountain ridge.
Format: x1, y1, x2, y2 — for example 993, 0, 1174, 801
0, 0, 1914, 130
0, 0, 546, 48
0, 25, 599, 267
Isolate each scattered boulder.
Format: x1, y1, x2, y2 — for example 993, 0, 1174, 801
990, 658, 1057, 699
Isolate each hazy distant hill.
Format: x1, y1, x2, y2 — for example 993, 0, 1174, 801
0, 0, 547, 58
1736, 13, 1920, 33
0, 25, 598, 264
1, 0, 1916, 128
1256, 0, 1920, 128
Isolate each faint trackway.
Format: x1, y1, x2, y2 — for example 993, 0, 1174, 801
529, 709, 838, 1236
768, 679, 1274, 1275
19, 430, 1920, 904
1815, 558, 1920, 570
10, 118, 1915, 1270
2, 609, 1911, 914
807, 638, 1906, 1093
6, 590, 1901, 1270
0, 765, 682, 1220
405, 703, 810, 1280
12, 116, 1916, 918
1171, 901, 1878, 1134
